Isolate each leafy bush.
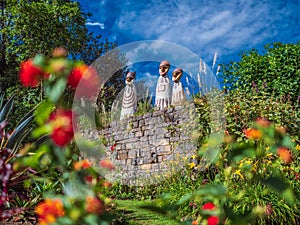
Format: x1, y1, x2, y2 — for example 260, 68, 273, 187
0, 92, 40, 220
221, 42, 300, 102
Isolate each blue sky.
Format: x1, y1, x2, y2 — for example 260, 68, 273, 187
77, 0, 300, 98
78, 0, 300, 66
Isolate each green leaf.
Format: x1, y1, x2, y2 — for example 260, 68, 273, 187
281, 136, 295, 149
22, 144, 49, 168
48, 78, 67, 103
195, 183, 226, 197
34, 100, 55, 125
177, 193, 192, 206
32, 124, 52, 138
261, 176, 295, 205
33, 54, 47, 68
6, 115, 34, 153
0, 94, 14, 124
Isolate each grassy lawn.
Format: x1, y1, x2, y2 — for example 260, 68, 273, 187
112, 200, 180, 225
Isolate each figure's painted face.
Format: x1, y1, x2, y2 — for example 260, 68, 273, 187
126, 76, 134, 84
172, 68, 183, 83
125, 72, 135, 84
159, 60, 170, 76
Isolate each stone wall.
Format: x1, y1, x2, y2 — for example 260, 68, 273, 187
83, 103, 197, 185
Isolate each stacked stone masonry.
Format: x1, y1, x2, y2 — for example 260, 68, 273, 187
83, 103, 197, 185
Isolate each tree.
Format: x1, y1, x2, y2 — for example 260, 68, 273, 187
221, 42, 300, 102
0, 0, 116, 89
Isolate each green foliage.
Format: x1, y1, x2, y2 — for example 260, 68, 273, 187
111, 200, 180, 225
0, 92, 43, 220
6, 85, 42, 132
0, 0, 116, 89
223, 89, 299, 142
142, 121, 299, 225
193, 89, 299, 144
221, 42, 300, 102
4, 0, 86, 59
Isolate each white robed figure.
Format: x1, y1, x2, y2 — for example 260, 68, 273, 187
171, 68, 185, 105
155, 60, 172, 110
120, 72, 137, 120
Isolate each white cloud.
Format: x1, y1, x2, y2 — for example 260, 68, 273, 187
86, 22, 105, 29
109, 0, 299, 64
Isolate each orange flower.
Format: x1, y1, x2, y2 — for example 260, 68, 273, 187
99, 159, 115, 170
192, 220, 198, 225
49, 109, 74, 146
19, 60, 49, 87
73, 159, 91, 170
85, 196, 104, 215
244, 128, 262, 140
277, 147, 292, 164
67, 64, 100, 99
275, 126, 286, 134
35, 198, 64, 225
207, 216, 219, 225
103, 181, 112, 188
52, 47, 68, 57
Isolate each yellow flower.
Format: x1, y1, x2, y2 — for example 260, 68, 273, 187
191, 155, 197, 159
188, 162, 196, 169
233, 169, 244, 179
295, 145, 300, 151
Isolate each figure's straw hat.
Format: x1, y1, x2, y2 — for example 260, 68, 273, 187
126, 71, 136, 79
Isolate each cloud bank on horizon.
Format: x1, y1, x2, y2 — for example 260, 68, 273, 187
80, 0, 300, 64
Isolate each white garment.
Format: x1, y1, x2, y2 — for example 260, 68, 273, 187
172, 82, 185, 105
155, 75, 172, 110
120, 81, 137, 120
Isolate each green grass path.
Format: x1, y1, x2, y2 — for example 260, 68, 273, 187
113, 200, 180, 225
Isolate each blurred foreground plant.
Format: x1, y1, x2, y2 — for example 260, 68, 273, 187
1, 48, 116, 225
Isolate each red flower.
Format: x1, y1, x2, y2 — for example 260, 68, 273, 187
19, 60, 48, 87
244, 128, 262, 140
111, 143, 117, 151
207, 216, 219, 225
35, 198, 64, 225
277, 147, 292, 164
99, 159, 115, 170
49, 109, 74, 146
202, 202, 216, 210
67, 64, 100, 98
85, 196, 104, 215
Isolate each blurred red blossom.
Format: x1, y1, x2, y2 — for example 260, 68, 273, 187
99, 159, 115, 171
85, 196, 104, 215
49, 109, 75, 146
73, 159, 91, 171
244, 128, 262, 140
19, 60, 49, 87
68, 64, 100, 98
35, 198, 64, 225
202, 202, 216, 210
207, 215, 219, 225
277, 147, 292, 164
